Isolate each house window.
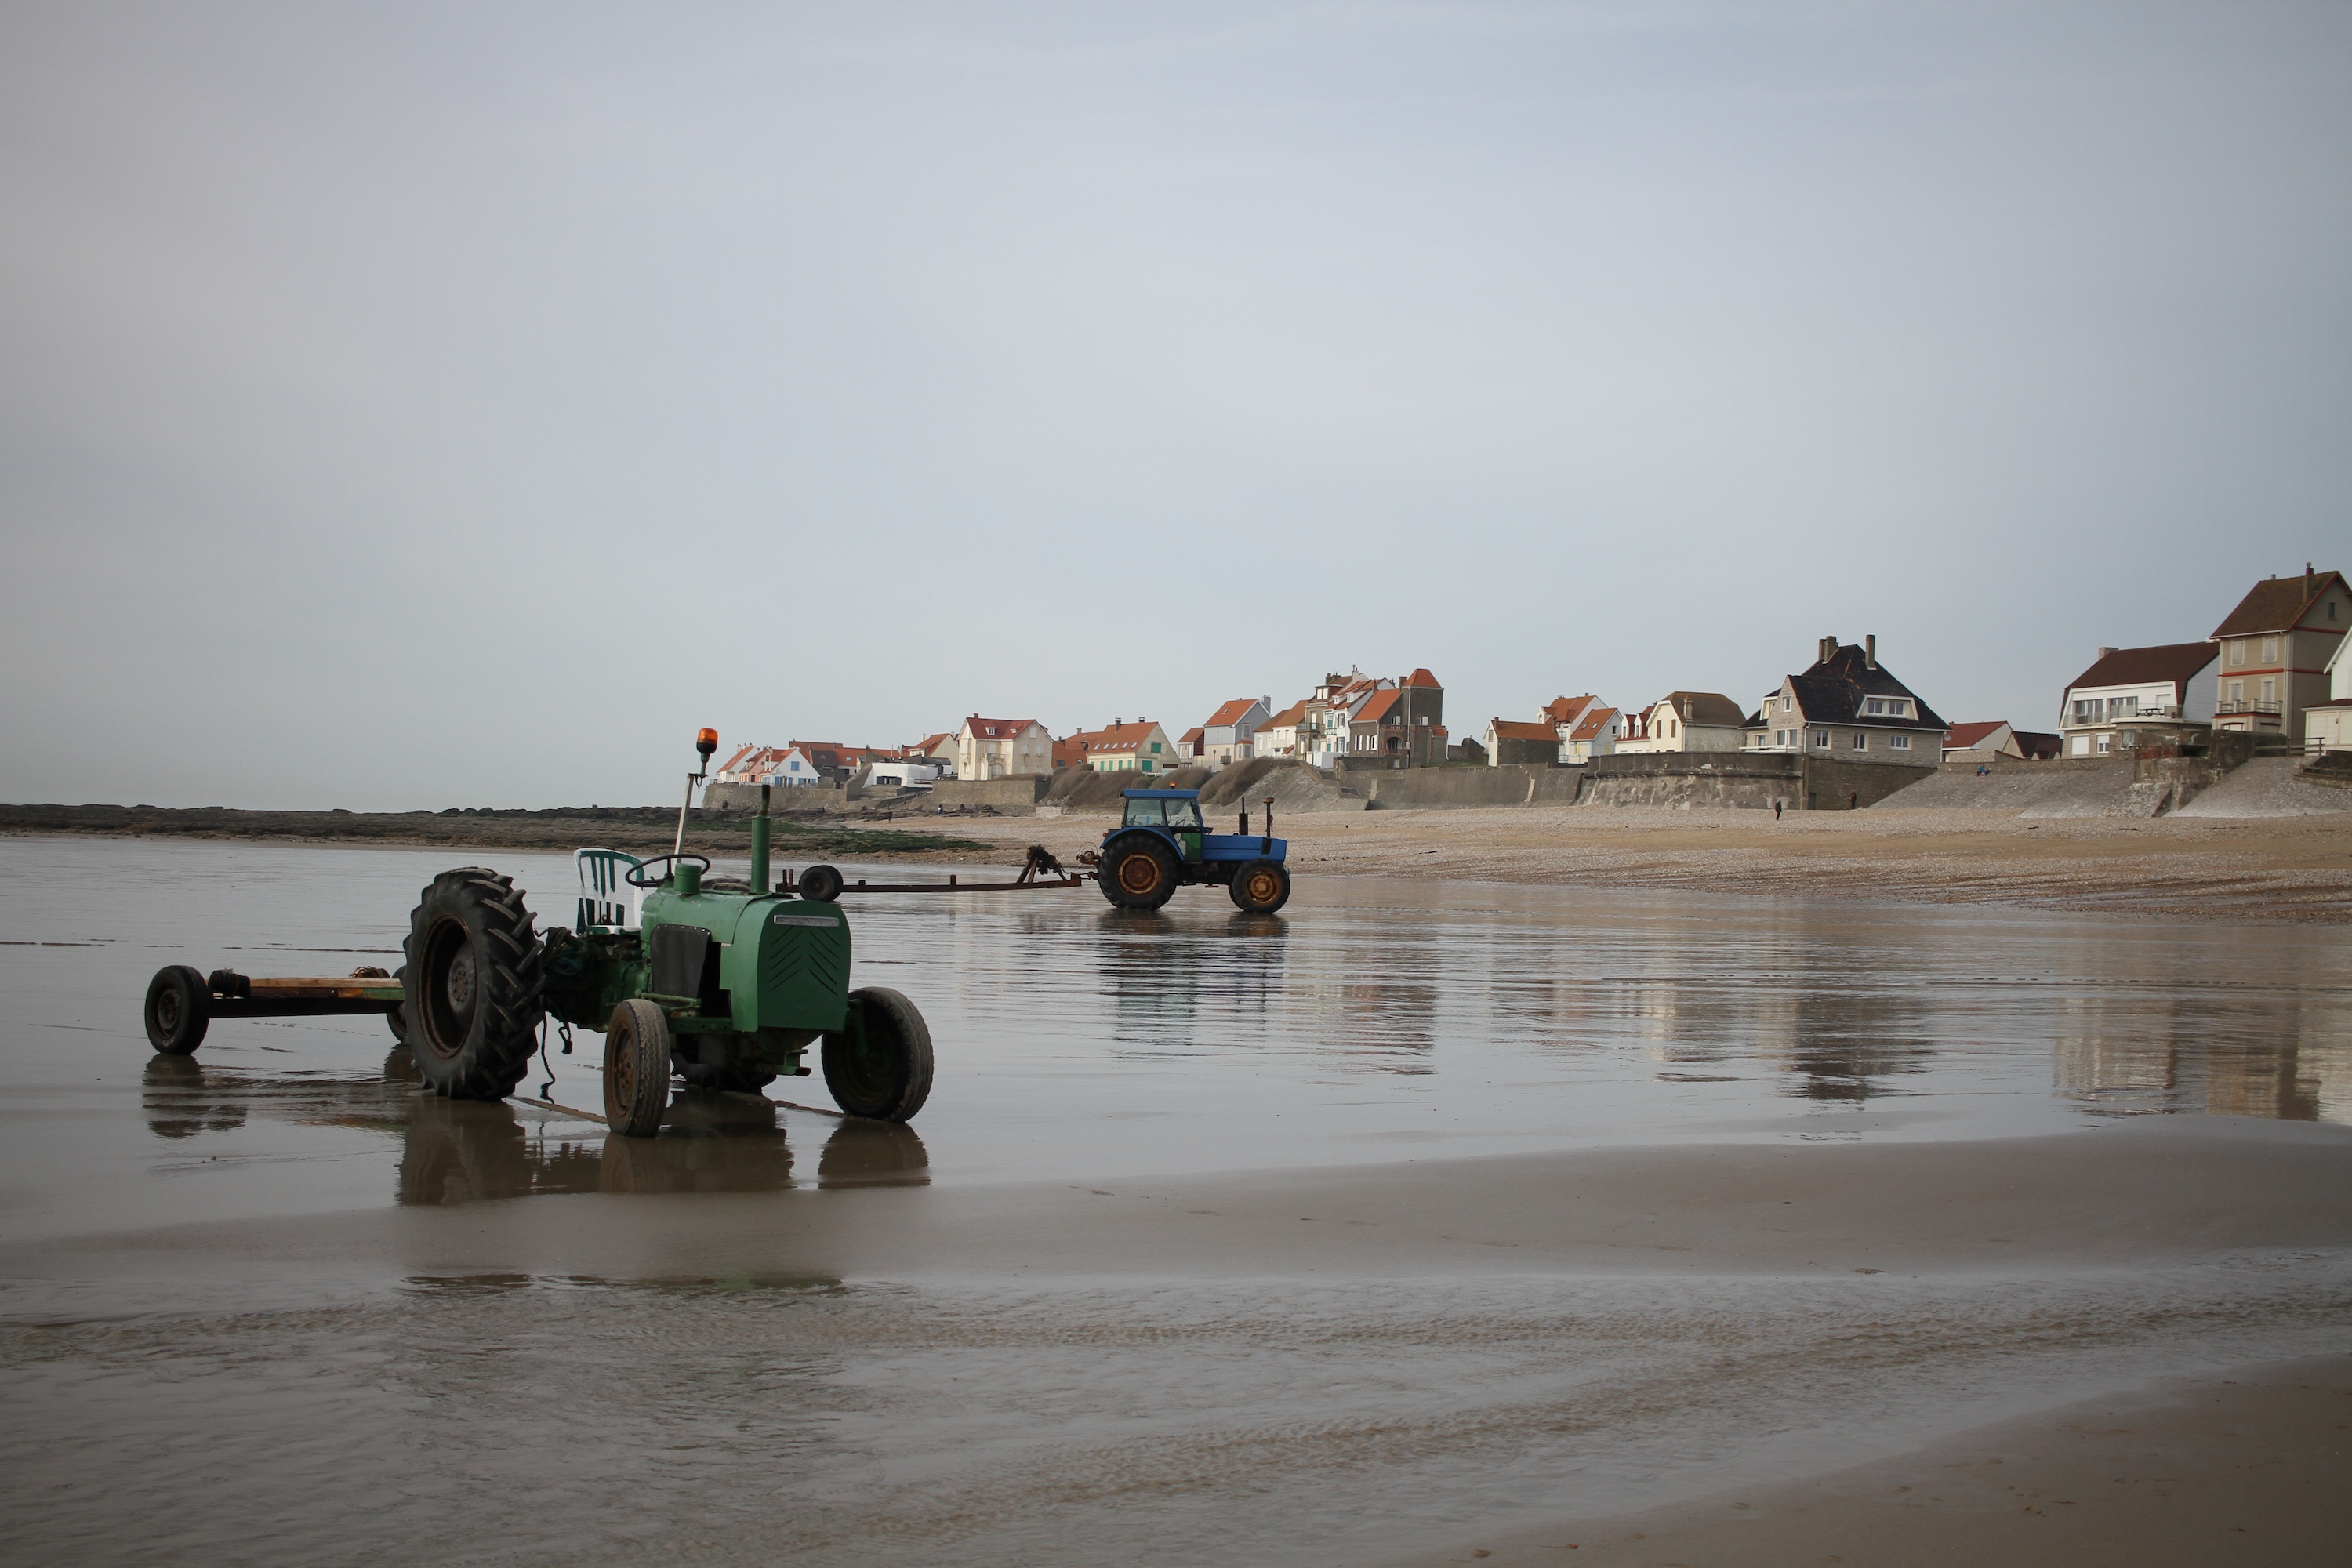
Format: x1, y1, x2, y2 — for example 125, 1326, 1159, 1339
2229, 641, 2245, 667
1149, 742, 1161, 753
1850, 732, 1867, 750
1890, 734, 1911, 750
2228, 681, 2243, 702
2260, 636, 2278, 662
2096, 735, 2112, 753
1813, 730, 1829, 748
1861, 698, 1911, 717
1780, 696, 1791, 712
2261, 677, 2276, 704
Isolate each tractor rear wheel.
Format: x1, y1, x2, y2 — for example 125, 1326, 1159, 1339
1098, 833, 1179, 911
144, 966, 210, 1054
402, 868, 545, 1102
1228, 859, 1292, 914
604, 998, 673, 1137
822, 987, 933, 1122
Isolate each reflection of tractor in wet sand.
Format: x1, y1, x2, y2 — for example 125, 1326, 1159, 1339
141, 730, 932, 1137
1084, 789, 1291, 913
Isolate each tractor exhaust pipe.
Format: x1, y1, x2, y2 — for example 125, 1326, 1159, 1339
751, 783, 773, 895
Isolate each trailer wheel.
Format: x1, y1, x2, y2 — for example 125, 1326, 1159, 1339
1228, 859, 1292, 915
822, 987, 933, 1122
1098, 833, 1179, 911
604, 998, 672, 1138
679, 1062, 778, 1095
402, 868, 544, 1102
143, 966, 211, 1055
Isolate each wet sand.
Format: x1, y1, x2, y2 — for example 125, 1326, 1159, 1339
1399, 1353, 2352, 1566
4, 837, 2348, 1564
959, 804, 2352, 924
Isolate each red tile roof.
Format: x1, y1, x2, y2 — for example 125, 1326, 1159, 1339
1356, 688, 1403, 723
1202, 698, 1260, 728
1404, 667, 1442, 688
964, 717, 1043, 740
1075, 720, 1162, 754
1944, 721, 2009, 750
1542, 695, 1597, 725
1569, 707, 1619, 742
2064, 642, 2217, 693
1263, 701, 1309, 729
2210, 570, 2346, 637
1489, 719, 1556, 742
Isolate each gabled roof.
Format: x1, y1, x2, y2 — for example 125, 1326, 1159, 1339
2210, 570, 2347, 637
1262, 701, 1308, 729
1569, 707, 1619, 741
1653, 691, 1746, 728
1355, 688, 1403, 723
1488, 719, 1557, 742
1202, 697, 1261, 728
1944, 720, 2011, 750
2013, 731, 2063, 758
1180, 727, 1205, 745
964, 717, 1044, 740
1076, 720, 1163, 755
1784, 644, 1948, 731
2064, 642, 2217, 692
1403, 667, 1442, 688
1543, 694, 1598, 725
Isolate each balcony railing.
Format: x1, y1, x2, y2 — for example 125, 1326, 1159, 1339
2216, 699, 2282, 717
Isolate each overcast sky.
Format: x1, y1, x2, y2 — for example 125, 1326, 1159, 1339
3, 2, 2346, 809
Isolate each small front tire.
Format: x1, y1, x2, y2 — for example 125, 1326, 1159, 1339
144, 966, 211, 1055
822, 987, 934, 1122
604, 999, 673, 1138
798, 864, 844, 902
1228, 859, 1291, 914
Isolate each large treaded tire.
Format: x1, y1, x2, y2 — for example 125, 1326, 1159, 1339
822, 987, 934, 1122
604, 997, 672, 1138
401, 867, 544, 1102
1228, 859, 1292, 914
1098, 832, 1180, 911
144, 965, 211, 1054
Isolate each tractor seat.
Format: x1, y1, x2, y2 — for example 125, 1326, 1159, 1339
575, 848, 644, 931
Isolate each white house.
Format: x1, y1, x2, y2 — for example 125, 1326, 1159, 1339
1197, 696, 1272, 768
1617, 693, 1746, 754
1256, 701, 1308, 760
956, 717, 1053, 780
862, 760, 945, 789
2058, 643, 2218, 757
2307, 632, 2352, 754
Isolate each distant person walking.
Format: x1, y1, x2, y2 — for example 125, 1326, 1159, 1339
1773, 799, 1783, 821
1848, 790, 1858, 810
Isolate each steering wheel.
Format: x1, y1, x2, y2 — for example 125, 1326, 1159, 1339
625, 853, 710, 888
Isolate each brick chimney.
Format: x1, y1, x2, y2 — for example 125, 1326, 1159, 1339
1818, 634, 1837, 665
1864, 633, 1878, 670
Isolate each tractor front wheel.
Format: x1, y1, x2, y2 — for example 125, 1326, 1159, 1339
604, 998, 673, 1137
143, 966, 211, 1055
1099, 834, 1179, 911
1228, 859, 1292, 915
402, 868, 545, 1101
822, 987, 933, 1122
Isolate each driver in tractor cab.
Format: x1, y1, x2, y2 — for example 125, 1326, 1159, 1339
1121, 792, 1203, 859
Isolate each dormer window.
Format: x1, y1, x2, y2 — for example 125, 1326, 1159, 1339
1860, 697, 1912, 719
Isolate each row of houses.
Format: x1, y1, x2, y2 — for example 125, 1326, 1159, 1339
1476, 566, 2350, 774
718, 567, 2349, 796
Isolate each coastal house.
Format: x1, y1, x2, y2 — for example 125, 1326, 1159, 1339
2057, 644, 2219, 757
2208, 566, 2349, 739
956, 717, 1053, 781
1942, 721, 2020, 762
1069, 719, 1174, 775
1197, 697, 1272, 768
1483, 719, 1559, 766
1178, 727, 1206, 760
1561, 706, 1621, 762
1744, 635, 1947, 764
907, 733, 958, 778
861, 759, 943, 789
1298, 667, 1446, 768
1255, 701, 1309, 760
1616, 693, 1745, 754
1051, 735, 1087, 771
2306, 632, 2352, 755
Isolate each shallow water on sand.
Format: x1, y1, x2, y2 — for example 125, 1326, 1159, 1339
3, 836, 2349, 1566
2, 837, 2347, 1240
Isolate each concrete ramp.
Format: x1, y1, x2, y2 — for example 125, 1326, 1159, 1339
1197, 758, 1368, 814
2170, 757, 2352, 818
1871, 761, 2158, 816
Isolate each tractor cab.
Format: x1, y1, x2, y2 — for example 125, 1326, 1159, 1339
1122, 792, 1206, 832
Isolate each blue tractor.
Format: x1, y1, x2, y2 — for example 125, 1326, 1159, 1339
1091, 789, 1291, 913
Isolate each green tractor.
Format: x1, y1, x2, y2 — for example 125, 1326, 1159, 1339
141, 730, 932, 1137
